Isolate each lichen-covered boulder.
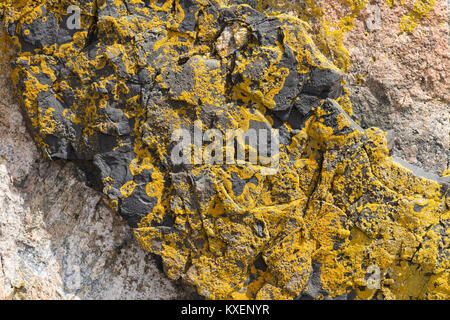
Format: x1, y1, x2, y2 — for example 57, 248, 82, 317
1, 0, 448, 300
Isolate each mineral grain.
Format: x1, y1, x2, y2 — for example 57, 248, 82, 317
1, 0, 449, 299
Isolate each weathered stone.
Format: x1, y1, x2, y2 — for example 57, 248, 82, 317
1, 0, 449, 300
0, 34, 187, 300
289, 0, 449, 175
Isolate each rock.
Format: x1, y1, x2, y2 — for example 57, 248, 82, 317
344, 0, 449, 175
0, 35, 187, 299
294, 0, 449, 175
0, 0, 448, 300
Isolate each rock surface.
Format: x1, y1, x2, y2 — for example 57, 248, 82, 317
266, 0, 449, 175
0, 42, 187, 299
340, 0, 449, 175
0, 0, 449, 300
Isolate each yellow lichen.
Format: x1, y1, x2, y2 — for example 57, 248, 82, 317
1, 0, 448, 301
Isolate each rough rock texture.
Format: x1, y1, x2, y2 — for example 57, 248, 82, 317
0, 0, 449, 300
0, 40, 187, 299
323, 0, 449, 175
263, 0, 449, 175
